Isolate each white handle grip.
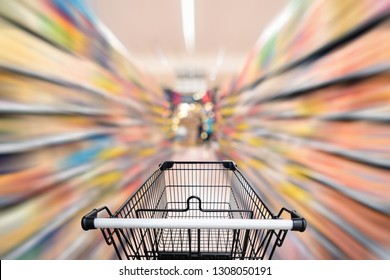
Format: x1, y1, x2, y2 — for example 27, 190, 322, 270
93, 218, 293, 230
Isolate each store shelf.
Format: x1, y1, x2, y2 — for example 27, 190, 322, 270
0, 13, 73, 56
251, 108, 390, 122
0, 101, 108, 116
0, 129, 114, 155
0, 0, 172, 261
321, 107, 390, 122
219, 143, 390, 258
258, 63, 390, 103
3, 188, 102, 260
255, 128, 389, 168
3, 150, 173, 259
274, 9, 390, 75
308, 171, 389, 214
222, 139, 389, 214
0, 64, 145, 113
0, 5, 164, 101
239, 8, 390, 93
231, 150, 387, 259
216, 0, 390, 261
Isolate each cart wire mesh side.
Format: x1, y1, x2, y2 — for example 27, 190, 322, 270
82, 161, 306, 260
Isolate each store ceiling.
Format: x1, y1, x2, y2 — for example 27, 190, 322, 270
91, 0, 287, 92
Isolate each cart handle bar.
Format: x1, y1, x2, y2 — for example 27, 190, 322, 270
86, 217, 305, 231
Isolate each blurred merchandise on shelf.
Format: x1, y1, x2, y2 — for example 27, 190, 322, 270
234, 0, 390, 89
0, 0, 172, 259
1, 0, 390, 260
216, 0, 390, 259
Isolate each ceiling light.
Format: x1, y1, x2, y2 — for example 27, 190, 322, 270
181, 0, 195, 52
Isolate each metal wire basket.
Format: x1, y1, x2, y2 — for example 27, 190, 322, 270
82, 161, 306, 260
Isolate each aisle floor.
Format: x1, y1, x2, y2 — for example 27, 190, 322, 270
171, 142, 219, 161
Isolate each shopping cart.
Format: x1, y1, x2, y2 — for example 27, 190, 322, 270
82, 161, 306, 260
